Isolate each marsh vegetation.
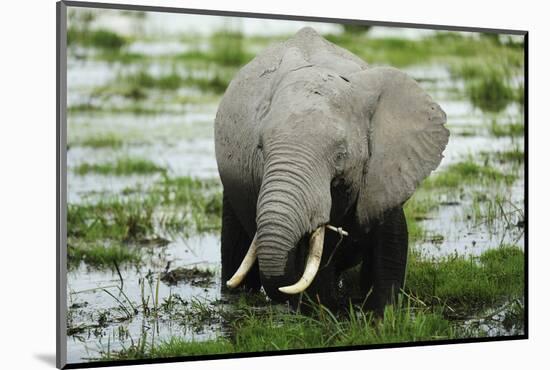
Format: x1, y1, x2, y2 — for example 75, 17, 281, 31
66, 8, 525, 364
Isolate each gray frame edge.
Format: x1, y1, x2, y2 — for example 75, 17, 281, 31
57, 1, 68, 369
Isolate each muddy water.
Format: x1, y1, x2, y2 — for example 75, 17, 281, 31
66, 10, 524, 363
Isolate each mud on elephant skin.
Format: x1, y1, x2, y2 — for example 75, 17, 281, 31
214, 27, 449, 313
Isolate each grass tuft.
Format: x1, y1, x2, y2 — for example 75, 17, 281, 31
74, 158, 166, 176
101, 297, 457, 360
78, 134, 124, 149
422, 160, 517, 190
466, 72, 514, 112
68, 28, 126, 50
122, 70, 182, 91
155, 176, 222, 235
68, 199, 155, 242
68, 243, 141, 268
210, 30, 253, 66
489, 121, 524, 138
406, 245, 524, 315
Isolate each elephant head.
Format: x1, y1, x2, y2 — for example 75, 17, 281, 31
221, 28, 449, 299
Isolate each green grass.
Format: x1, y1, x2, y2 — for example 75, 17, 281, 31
68, 199, 155, 242
68, 28, 126, 50
480, 147, 524, 165
157, 176, 220, 206
101, 298, 457, 360
405, 245, 524, 316
94, 242, 523, 360
174, 31, 254, 68
184, 73, 231, 94
495, 148, 524, 163
68, 243, 141, 268
154, 176, 222, 235
116, 69, 231, 94
489, 122, 524, 137
466, 71, 516, 113
68, 103, 164, 115
95, 51, 146, 64
421, 160, 517, 190
324, 31, 523, 67
77, 134, 124, 148
74, 158, 166, 176
450, 63, 523, 113
66, 176, 222, 267
210, 30, 254, 66
67, 197, 159, 269
122, 70, 182, 91
341, 24, 372, 34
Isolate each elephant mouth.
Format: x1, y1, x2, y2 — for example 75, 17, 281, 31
225, 224, 348, 294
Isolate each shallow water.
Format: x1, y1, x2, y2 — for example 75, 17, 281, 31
65, 10, 525, 363
67, 234, 222, 363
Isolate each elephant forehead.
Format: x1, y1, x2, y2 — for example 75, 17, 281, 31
270, 68, 353, 108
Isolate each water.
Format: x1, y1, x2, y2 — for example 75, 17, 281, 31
65, 8, 525, 363
67, 234, 222, 363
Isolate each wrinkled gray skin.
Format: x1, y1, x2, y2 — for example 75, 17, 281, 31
215, 27, 449, 311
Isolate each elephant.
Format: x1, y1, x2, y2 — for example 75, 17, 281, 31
214, 27, 449, 314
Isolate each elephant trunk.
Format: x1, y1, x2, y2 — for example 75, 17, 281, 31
255, 142, 331, 298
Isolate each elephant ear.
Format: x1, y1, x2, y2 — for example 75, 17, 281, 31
353, 67, 449, 227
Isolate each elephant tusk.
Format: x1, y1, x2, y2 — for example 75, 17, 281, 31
226, 234, 258, 289
278, 226, 325, 295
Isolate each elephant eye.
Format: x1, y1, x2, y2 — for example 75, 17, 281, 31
334, 150, 348, 175
336, 151, 348, 161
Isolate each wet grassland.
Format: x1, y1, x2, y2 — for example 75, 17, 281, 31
66, 10, 524, 363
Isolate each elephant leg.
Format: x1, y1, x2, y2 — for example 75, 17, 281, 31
221, 192, 261, 292
360, 207, 408, 316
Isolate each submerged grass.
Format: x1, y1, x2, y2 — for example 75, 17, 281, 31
74, 158, 166, 176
